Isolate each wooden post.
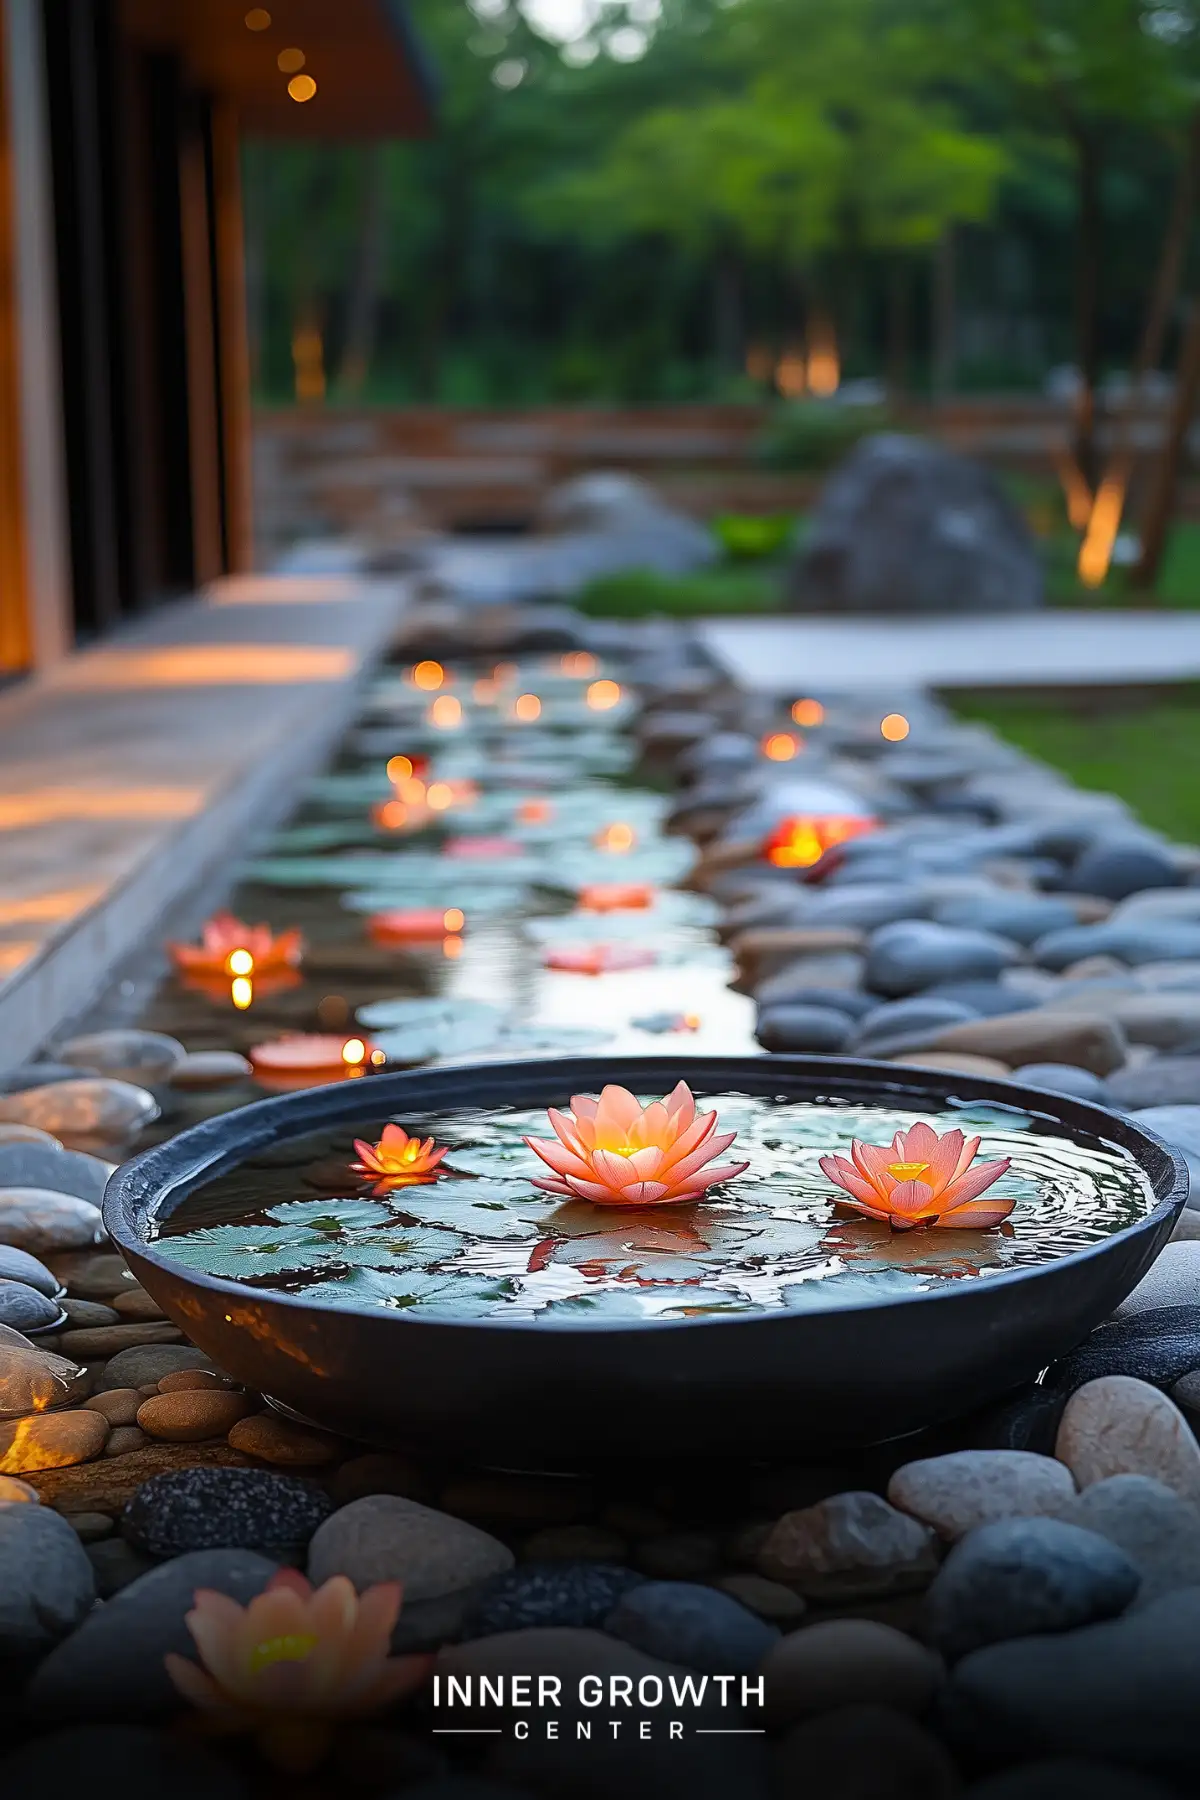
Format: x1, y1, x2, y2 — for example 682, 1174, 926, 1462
1133, 299, 1200, 594
177, 99, 223, 587
0, 0, 71, 669
210, 98, 254, 572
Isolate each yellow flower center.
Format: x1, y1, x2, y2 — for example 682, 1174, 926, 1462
248, 1632, 319, 1675
887, 1160, 930, 1182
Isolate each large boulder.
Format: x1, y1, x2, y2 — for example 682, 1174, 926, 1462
789, 434, 1043, 614
534, 472, 717, 575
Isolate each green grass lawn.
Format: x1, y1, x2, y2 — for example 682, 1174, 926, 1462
575, 566, 781, 617
954, 687, 1200, 844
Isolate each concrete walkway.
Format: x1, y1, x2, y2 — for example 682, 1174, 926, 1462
0, 575, 403, 1069
699, 610, 1200, 695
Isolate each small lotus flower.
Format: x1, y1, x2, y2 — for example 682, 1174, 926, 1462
819, 1121, 1013, 1232
169, 911, 304, 977
164, 1569, 431, 1772
543, 944, 658, 974
525, 1081, 749, 1208
351, 1122, 448, 1189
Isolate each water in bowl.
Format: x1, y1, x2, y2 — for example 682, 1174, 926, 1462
155, 1092, 1156, 1324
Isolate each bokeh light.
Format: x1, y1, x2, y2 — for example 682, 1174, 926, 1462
412, 660, 445, 690
792, 698, 825, 727
881, 713, 911, 742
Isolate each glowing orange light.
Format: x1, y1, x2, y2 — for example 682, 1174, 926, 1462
763, 814, 877, 869
443, 935, 464, 959
514, 693, 542, 722
762, 732, 799, 762
595, 822, 636, 853
231, 976, 253, 1010
287, 73, 317, 102
792, 698, 825, 727
881, 713, 910, 742
225, 947, 255, 977
586, 679, 622, 711
544, 944, 658, 975
427, 782, 455, 810
1057, 455, 1094, 532
429, 695, 462, 729
277, 46, 305, 71
412, 660, 445, 690
386, 755, 413, 783
370, 1049, 387, 1066
394, 778, 425, 806
169, 913, 303, 978
517, 798, 553, 824
473, 679, 497, 704
493, 662, 517, 684
579, 883, 654, 912
443, 908, 465, 931
368, 907, 461, 944
775, 352, 807, 399
244, 7, 271, 27
561, 651, 598, 676
341, 1038, 367, 1067
375, 800, 409, 830
249, 1033, 378, 1085
1078, 472, 1126, 588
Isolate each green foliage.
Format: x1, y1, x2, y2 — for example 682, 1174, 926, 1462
755, 401, 891, 471
711, 513, 798, 561
954, 686, 1200, 844
575, 566, 781, 617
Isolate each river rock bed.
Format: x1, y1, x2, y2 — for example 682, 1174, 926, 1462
3, 598, 1200, 1795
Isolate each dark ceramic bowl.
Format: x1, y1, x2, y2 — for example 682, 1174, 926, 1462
104, 1056, 1187, 1464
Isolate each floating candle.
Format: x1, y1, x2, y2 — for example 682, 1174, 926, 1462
249, 1034, 382, 1089
578, 883, 654, 912
368, 907, 465, 943
763, 813, 876, 869
443, 835, 523, 860
168, 912, 304, 978
544, 944, 658, 975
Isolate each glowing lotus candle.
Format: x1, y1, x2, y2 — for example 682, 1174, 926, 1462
525, 1081, 749, 1208
168, 913, 304, 978
820, 1122, 1013, 1232
544, 944, 657, 975
763, 814, 876, 869
165, 1569, 431, 1773
578, 883, 654, 912
351, 1124, 448, 1191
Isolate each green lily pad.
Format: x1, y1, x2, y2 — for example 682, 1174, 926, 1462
264, 1199, 395, 1230
292, 1266, 511, 1317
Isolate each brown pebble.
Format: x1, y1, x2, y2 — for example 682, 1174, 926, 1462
53, 1323, 182, 1358
137, 1389, 257, 1443
227, 1412, 344, 1466
0, 1410, 109, 1473
49, 1252, 139, 1300
63, 1510, 113, 1542
82, 1388, 143, 1427
156, 1370, 236, 1394
137, 1385, 161, 1397
104, 1427, 147, 1457
33, 1441, 254, 1511
111, 1289, 166, 1323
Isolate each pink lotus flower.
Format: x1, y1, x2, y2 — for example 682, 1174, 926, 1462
819, 1121, 1013, 1232
168, 911, 304, 977
164, 1569, 431, 1771
525, 1081, 749, 1208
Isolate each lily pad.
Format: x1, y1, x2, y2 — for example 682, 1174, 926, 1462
264, 1199, 395, 1230
394, 1179, 559, 1240
157, 1223, 354, 1278
292, 1266, 511, 1317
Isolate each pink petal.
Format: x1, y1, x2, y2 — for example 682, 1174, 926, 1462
662, 1133, 740, 1188
919, 1129, 965, 1196
546, 1107, 589, 1159
654, 1111, 718, 1173
672, 1158, 750, 1196
882, 1179, 937, 1218
569, 1094, 600, 1121
663, 1081, 697, 1129
950, 1134, 982, 1183
165, 1653, 230, 1714
525, 1135, 593, 1181
897, 1120, 941, 1162
594, 1085, 644, 1135
820, 1154, 886, 1209
941, 1158, 1011, 1208
832, 1197, 894, 1223
850, 1140, 894, 1193
530, 1173, 575, 1197
937, 1196, 1017, 1229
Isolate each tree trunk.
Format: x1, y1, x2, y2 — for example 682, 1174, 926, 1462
337, 147, 388, 397
886, 257, 911, 403
1133, 298, 1200, 592
931, 228, 956, 403
1070, 126, 1104, 491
